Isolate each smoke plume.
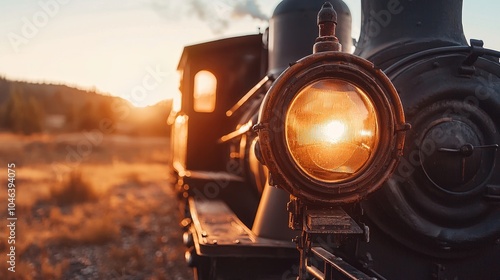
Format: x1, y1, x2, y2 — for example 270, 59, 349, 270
151, 0, 269, 34
233, 0, 268, 20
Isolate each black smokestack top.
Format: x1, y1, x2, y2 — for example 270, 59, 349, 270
354, 0, 467, 65
268, 0, 352, 76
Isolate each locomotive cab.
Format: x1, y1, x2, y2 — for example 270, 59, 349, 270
170, 34, 301, 279
171, 34, 272, 226
172, 34, 264, 175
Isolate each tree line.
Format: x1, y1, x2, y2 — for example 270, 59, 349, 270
0, 77, 171, 136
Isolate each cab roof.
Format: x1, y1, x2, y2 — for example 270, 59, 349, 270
177, 34, 262, 71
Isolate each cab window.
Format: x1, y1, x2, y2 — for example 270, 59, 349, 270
193, 70, 217, 112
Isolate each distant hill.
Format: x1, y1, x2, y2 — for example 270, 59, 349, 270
0, 77, 172, 136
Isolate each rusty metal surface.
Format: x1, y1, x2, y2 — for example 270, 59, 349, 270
256, 50, 407, 204
188, 198, 297, 257
306, 208, 363, 234
310, 247, 373, 280
313, 2, 341, 53
226, 75, 270, 117
183, 170, 244, 183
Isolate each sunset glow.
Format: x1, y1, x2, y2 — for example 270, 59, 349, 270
0, 0, 497, 106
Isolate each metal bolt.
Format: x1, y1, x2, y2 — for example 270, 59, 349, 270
180, 218, 192, 229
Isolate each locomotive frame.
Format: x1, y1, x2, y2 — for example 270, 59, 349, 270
169, 1, 500, 279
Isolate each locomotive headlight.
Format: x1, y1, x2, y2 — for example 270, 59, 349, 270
285, 79, 379, 183
256, 52, 407, 204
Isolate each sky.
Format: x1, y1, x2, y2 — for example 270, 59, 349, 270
0, 0, 499, 107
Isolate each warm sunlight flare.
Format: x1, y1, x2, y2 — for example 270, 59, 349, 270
0, 1, 496, 106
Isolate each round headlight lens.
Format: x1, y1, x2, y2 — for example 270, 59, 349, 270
285, 79, 379, 182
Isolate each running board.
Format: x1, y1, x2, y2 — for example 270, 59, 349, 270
187, 198, 297, 258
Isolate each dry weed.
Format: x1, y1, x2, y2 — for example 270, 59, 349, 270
50, 171, 97, 206
0, 133, 191, 279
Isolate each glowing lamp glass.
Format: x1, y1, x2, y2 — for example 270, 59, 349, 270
285, 79, 379, 182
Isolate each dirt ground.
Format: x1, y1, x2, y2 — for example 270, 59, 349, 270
0, 132, 193, 279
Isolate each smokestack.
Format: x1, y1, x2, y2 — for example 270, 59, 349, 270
354, 0, 467, 65
268, 0, 352, 76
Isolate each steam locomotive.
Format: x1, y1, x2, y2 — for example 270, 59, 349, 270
168, 0, 500, 279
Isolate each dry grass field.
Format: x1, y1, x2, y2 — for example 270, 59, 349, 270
0, 132, 193, 279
